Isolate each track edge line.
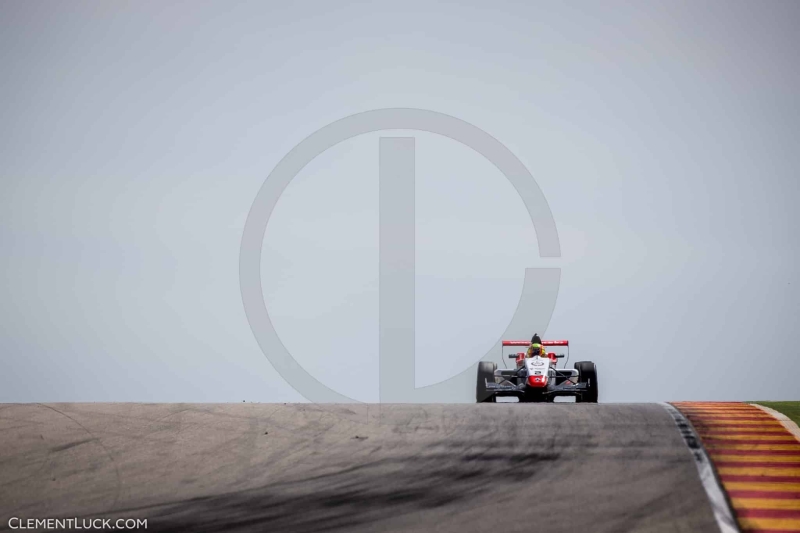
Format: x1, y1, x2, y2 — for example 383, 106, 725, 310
750, 403, 800, 442
660, 402, 740, 533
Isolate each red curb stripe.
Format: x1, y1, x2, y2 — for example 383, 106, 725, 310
679, 410, 760, 412
727, 491, 800, 499
691, 420, 790, 425
694, 418, 775, 421
721, 475, 800, 483
703, 442, 800, 453
698, 425, 792, 428
705, 439, 800, 442
697, 429, 791, 438
705, 442, 800, 447
703, 439, 799, 445
716, 462, 800, 468
672, 402, 747, 404
681, 405, 764, 413
739, 530, 800, 533
735, 509, 800, 518
697, 425, 788, 430
681, 409, 771, 412
711, 451, 800, 457
689, 420, 780, 423
688, 417, 783, 422
689, 414, 771, 417
681, 409, 765, 413
682, 410, 768, 413
677, 404, 760, 407
683, 412, 775, 416
742, 527, 797, 533
680, 405, 764, 414
700, 426, 790, 430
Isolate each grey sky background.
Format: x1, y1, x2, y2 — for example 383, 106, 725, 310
1, 0, 798, 403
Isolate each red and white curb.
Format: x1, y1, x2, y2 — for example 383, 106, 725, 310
672, 402, 800, 533
661, 402, 740, 533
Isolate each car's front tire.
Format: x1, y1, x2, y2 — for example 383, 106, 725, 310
476, 361, 497, 403
574, 361, 599, 403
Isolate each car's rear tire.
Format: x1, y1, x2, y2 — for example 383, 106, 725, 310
574, 361, 599, 403
476, 361, 497, 403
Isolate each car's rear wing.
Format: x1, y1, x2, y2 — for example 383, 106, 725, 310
502, 339, 570, 364
502, 340, 569, 347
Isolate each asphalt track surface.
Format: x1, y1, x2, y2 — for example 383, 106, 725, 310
0, 403, 721, 533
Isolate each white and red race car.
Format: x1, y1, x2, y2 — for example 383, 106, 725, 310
476, 340, 598, 403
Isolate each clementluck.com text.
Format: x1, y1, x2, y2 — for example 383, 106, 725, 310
8, 518, 147, 530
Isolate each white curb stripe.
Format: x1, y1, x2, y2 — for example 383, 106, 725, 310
660, 403, 740, 533
750, 403, 800, 442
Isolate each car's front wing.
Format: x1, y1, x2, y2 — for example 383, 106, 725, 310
485, 380, 589, 398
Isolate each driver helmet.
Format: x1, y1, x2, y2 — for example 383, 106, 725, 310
528, 343, 544, 357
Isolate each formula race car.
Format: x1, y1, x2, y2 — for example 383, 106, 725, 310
476, 340, 598, 403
